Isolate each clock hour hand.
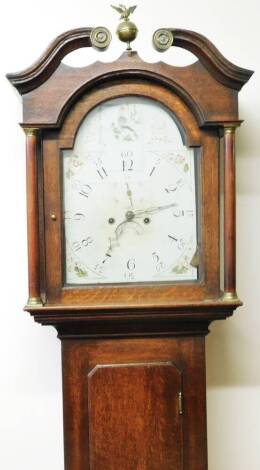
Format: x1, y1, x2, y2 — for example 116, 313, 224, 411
126, 182, 134, 208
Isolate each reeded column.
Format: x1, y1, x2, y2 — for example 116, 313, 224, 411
24, 128, 42, 306
223, 127, 238, 301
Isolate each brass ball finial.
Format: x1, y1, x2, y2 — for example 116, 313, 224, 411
111, 4, 138, 50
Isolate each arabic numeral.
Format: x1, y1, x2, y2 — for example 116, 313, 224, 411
173, 209, 185, 218
121, 151, 133, 158
82, 237, 93, 247
168, 235, 178, 242
79, 184, 92, 198
152, 252, 165, 272
165, 185, 177, 194
94, 263, 104, 275
156, 261, 165, 272
64, 211, 71, 220
152, 252, 160, 263
74, 212, 85, 221
124, 271, 135, 281
102, 253, 112, 264
186, 209, 194, 217
172, 209, 194, 218
72, 241, 82, 252
72, 237, 93, 252
165, 179, 184, 194
177, 238, 186, 251
97, 167, 108, 179
94, 157, 103, 166
64, 211, 86, 221
127, 258, 136, 271
122, 159, 134, 171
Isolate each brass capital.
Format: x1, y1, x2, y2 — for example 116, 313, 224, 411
224, 127, 236, 135
23, 127, 40, 137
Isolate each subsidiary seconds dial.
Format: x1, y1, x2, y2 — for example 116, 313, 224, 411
63, 97, 199, 285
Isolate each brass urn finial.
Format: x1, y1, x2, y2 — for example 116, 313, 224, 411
111, 4, 138, 51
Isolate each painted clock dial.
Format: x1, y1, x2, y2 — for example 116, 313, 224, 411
62, 96, 199, 285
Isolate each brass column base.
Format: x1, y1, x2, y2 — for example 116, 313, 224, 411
221, 291, 240, 302
26, 297, 43, 307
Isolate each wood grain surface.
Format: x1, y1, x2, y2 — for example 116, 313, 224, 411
62, 336, 207, 470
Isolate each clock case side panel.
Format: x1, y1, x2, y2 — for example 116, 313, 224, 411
42, 130, 63, 304
41, 80, 221, 310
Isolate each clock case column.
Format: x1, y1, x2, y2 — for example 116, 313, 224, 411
24, 128, 43, 307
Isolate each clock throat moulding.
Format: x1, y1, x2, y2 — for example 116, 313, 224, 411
7, 17, 253, 470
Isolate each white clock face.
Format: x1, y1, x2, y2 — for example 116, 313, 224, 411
62, 97, 199, 285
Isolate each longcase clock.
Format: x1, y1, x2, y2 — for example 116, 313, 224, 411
7, 9, 253, 470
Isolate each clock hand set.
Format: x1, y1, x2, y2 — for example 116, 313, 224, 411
106, 201, 176, 254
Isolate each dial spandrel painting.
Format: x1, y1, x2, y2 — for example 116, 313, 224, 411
63, 97, 199, 285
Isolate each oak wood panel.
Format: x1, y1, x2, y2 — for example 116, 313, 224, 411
180, 337, 207, 470
170, 29, 253, 90
88, 362, 183, 469
42, 82, 220, 308
7, 28, 93, 93
20, 55, 239, 127
200, 128, 220, 293
42, 132, 63, 302
28, 301, 238, 339
62, 336, 206, 470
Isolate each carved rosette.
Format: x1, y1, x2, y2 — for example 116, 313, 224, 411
90, 27, 112, 50
153, 29, 174, 51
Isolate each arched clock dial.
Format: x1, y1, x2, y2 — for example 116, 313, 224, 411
63, 96, 199, 285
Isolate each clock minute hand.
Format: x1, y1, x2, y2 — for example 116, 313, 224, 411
133, 202, 177, 217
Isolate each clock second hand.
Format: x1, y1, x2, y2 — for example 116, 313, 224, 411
107, 221, 126, 253
107, 218, 143, 254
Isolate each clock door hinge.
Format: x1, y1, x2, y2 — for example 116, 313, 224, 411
178, 391, 183, 415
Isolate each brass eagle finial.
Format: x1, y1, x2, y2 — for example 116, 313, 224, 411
111, 4, 137, 21
111, 4, 138, 51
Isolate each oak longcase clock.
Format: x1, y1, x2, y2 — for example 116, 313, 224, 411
7, 7, 253, 470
